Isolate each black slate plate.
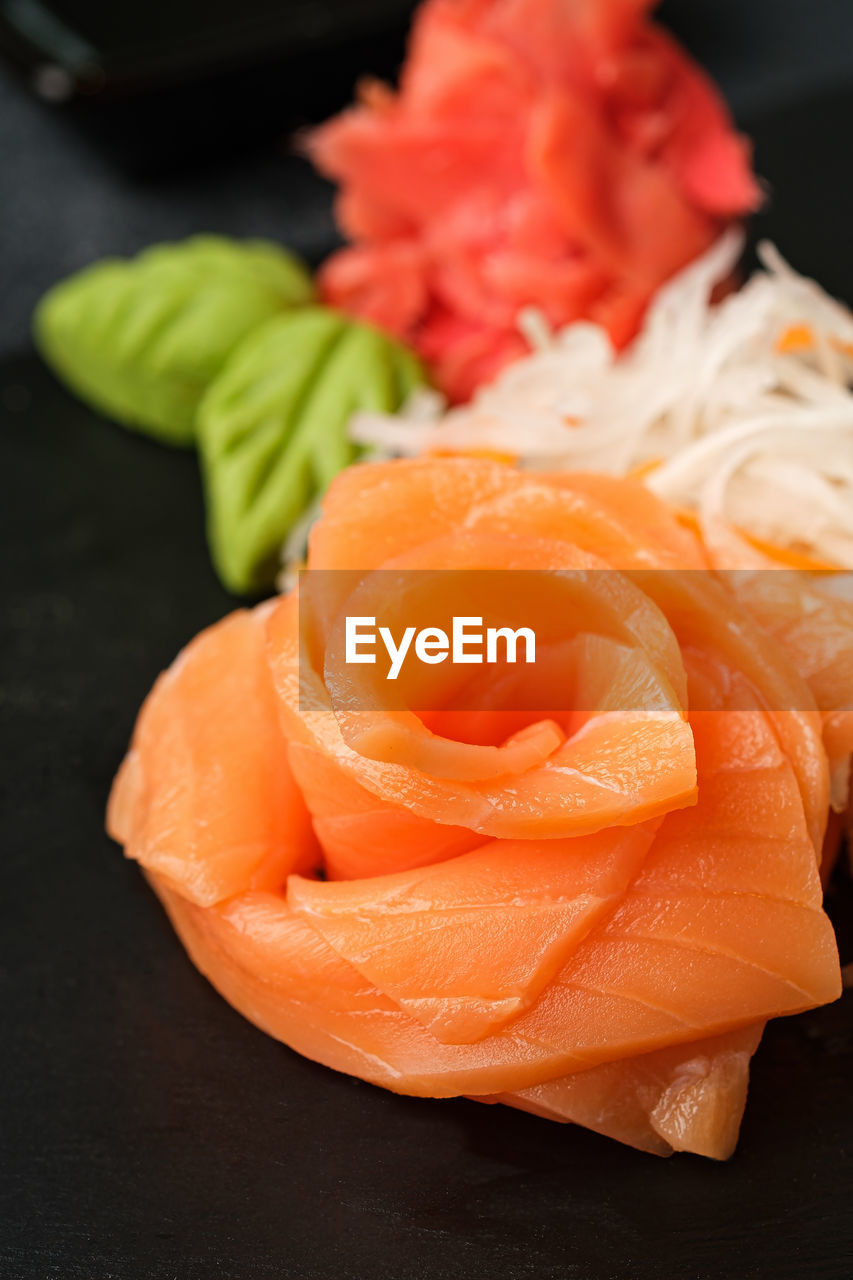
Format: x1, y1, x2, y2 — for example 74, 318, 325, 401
3, 89, 853, 1280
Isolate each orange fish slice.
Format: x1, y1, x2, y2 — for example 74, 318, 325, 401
107, 608, 316, 906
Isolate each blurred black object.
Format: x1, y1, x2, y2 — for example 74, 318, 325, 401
2, 0, 853, 363
2, 0, 853, 176
0, 0, 416, 93
0, 0, 417, 169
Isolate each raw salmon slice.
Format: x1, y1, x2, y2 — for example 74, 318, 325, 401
306, 458, 707, 578
725, 569, 853, 814
107, 608, 317, 906
287, 823, 659, 1043
287, 742, 483, 879
270, 591, 698, 840
481, 1024, 765, 1159
107, 459, 842, 1158
114, 621, 839, 1101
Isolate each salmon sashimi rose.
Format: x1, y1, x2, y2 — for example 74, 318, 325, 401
107, 458, 841, 1158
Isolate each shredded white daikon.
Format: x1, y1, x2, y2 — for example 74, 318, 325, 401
352, 230, 853, 566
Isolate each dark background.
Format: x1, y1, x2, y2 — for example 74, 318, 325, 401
2, 2, 853, 1278
3, 0, 853, 356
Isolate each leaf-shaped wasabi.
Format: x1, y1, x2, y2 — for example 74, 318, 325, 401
33, 236, 315, 446
198, 307, 426, 594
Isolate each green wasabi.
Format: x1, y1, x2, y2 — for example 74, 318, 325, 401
198, 307, 426, 594
34, 236, 315, 446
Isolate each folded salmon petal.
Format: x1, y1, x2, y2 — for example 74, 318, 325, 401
645, 1027, 761, 1157
550, 704, 840, 1026
316, 535, 695, 801
308, 457, 516, 575
309, 458, 709, 583
106, 609, 317, 907
482, 1023, 764, 1159
632, 572, 829, 856
271, 591, 698, 840
287, 824, 657, 1044
463, 471, 709, 571
154, 884, 426, 1090
316, 525, 691, 697
287, 742, 484, 879
147, 882, 688, 1098
725, 569, 853, 814
137, 639, 839, 1103
312, 811, 483, 880
724, 571, 853, 714
149, 749, 835, 1102
337, 712, 567, 783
